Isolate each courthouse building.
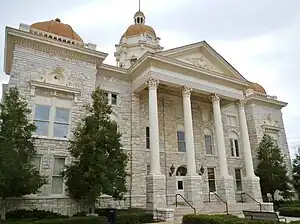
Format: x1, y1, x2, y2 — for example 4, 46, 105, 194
2, 9, 292, 217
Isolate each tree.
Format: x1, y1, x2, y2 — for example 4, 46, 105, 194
255, 133, 292, 201
292, 148, 300, 198
0, 87, 47, 220
62, 87, 128, 213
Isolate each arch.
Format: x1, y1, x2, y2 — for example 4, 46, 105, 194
204, 127, 213, 135
229, 131, 239, 139
44, 67, 69, 86
176, 123, 184, 131
176, 166, 187, 176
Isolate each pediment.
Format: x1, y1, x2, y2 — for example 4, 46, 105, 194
157, 41, 248, 83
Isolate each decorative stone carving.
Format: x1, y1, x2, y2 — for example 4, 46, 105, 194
209, 93, 220, 102
182, 86, 192, 97
43, 67, 69, 86
236, 99, 247, 108
185, 55, 218, 72
147, 78, 159, 90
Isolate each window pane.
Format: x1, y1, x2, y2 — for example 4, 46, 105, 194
235, 169, 242, 179
55, 108, 70, 123
111, 94, 117, 105
230, 139, 235, 156
178, 142, 186, 152
51, 177, 63, 194
35, 121, 49, 136
31, 157, 41, 171
53, 158, 65, 175
146, 127, 150, 137
209, 180, 216, 192
34, 105, 50, 121
146, 164, 150, 175
235, 139, 239, 157
236, 180, 243, 192
177, 131, 185, 141
205, 135, 213, 154
54, 123, 69, 138
177, 180, 183, 190
207, 168, 215, 179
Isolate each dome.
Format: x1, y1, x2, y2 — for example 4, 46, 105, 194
134, 11, 145, 18
123, 24, 156, 38
31, 18, 83, 42
248, 82, 267, 94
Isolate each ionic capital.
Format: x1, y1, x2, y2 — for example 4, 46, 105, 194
236, 99, 247, 109
182, 86, 192, 97
147, 78, 159, 90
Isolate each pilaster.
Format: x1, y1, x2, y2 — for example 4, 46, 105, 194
216, 176, 236, 203
184, 176, 203, 207
146, 174, 167, 210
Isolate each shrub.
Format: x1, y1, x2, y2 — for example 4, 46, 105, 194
13, 216, 108, 224
5, 209, 68, 222
279, 207, 300, 217
116, 213, 139, 224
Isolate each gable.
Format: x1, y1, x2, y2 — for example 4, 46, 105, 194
157, 41, 248, 82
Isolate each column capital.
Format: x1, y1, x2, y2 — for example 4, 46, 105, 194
209, 93, 220, 103
147, 78, 159, 90
182, 86, 192, 97
236, 99, 247, 108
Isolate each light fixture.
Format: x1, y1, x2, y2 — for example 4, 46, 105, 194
198, 165, 205, 175
169, 164, 175, 177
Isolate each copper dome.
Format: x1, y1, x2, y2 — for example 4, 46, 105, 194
31, 18, 83, 42
123, 24, 156, 38
248, 82, 267, 94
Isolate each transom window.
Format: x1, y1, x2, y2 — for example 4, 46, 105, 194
177, 131, 186, 152
33, 96, 71, 139
207, 168, 216, 192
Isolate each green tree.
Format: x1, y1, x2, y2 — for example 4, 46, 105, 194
292, 148, 300, 198
255, 133, 292, 201
62, 87, 128, 213
0, 87, 47, 220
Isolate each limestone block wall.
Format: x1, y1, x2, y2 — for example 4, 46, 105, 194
6, 43, 97, 214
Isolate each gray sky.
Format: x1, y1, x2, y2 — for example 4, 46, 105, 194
0, 0, 299, 157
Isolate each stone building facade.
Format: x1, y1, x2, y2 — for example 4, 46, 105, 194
2, 10, 291, 218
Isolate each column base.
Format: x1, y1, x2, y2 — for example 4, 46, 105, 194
242, 176, 263, 202
166, 176, 177, 206
146, 174, 166, 210
184, 175, 203, 207
216, 176, 236, 203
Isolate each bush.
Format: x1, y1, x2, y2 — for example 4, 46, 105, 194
274, 200, 300, 208
116, 213, 139, 224
13, 216, 108, 224
279, 207, 300, 217
182, 214, 297, 224
5, 209, 68, 222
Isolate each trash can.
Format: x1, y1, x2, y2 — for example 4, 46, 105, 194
106, 208, 117, 224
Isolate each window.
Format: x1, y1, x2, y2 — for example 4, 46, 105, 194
146, 164, 150, 175
111, 94, 117, 105
177, 131, 186, 152
146, 127, 150, 149
54, 108, 70, 138
204, 128, 213, 154
230, 138, 240, 157
33, 97, 71, 139
51, 157, 65, 194
228, 115, 237, 126
31, 156, 41, 171
34, 105, 51, 136
235, 168, 243, 192
177, 181, 184, 190
207, 168, 216, 192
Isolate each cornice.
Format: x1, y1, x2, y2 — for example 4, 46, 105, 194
245, 94, 287, 108
99, 63, 127, 74
4, 26, 108, 75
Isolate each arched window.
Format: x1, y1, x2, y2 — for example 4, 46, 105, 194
204, 128, 213, 155
229, 132, 239, 157
176, 166, 187, 190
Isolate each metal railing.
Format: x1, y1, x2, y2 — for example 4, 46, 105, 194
209, 192, 228, 215
240, 192, 262, 212
175, 194, 196, 214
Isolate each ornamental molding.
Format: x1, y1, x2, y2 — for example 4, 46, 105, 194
13, 39, 102, 65
185, 55, 219, 72
209, 93, 220, 102
261, 113, 280, 131
236, 99, 247, 108
147, 77, 159, 90
182, 86, 192, 97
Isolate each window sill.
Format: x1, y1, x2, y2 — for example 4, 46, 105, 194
33, 136, 69, 142
230, 156, 242, 159
205, 154, 217, 157
22, 195, 69, 199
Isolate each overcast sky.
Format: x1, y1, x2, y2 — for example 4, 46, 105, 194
0, 0, 299, 157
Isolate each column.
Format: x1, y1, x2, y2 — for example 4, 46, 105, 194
210, 94, 229, 178
148, 78, 161, 174
182, 86, 197, 176
182, 86, 203, 207
210, 94, 235, 203
146, 78, 167, 211
237, 100, 262, 202
237, 100, 255, 177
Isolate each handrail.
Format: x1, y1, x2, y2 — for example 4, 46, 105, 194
175, 194, 196, 214
211, 192, 229, 215
240, 192, 262, 212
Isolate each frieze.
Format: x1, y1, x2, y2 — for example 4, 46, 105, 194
185, 55, 219, 72
14, 39, 101, 64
